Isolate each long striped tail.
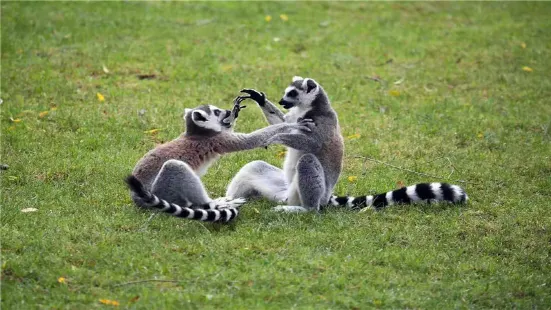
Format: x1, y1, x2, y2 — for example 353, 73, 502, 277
125, 175, 244, 222
329, 183, 468, 210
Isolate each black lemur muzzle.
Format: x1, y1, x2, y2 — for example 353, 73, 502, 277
221, 110, 234, 127
279, 99, 294, 110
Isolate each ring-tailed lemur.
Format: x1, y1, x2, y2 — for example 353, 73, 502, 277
226, 77, 468, 213
126, 96, 315, 222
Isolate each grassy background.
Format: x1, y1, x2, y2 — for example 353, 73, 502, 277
2, 2, 550, 308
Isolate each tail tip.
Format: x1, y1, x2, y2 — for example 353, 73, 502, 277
125, 175, 149, 197
125, 174, 140, 188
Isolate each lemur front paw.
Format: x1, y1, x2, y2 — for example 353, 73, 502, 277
232, 96, 248, 118
285, 118, 314, 133
265, 134, 283, 147
240, 88, 266, 106
297, 118, 315, 132
263, 135, 277, 148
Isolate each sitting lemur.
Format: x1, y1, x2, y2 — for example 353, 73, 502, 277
226, 77, 468, 213
126, 95, 315, 222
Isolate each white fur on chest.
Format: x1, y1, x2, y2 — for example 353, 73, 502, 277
282, 106, 309, 182
283, 148, 302, 183
284, 107, 307, 123
196, 154, 221, 177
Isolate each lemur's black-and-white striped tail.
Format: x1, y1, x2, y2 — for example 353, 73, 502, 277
329, 183, 468, 210
125, 175, 243, 222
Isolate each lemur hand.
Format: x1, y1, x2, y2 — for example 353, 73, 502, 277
265, 134, 283, 147
232, 96, 248, 118
278, 119, 314, 134
240, 89, 266, 106
295, 118, 315, 132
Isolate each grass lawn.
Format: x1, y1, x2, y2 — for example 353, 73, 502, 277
2, 2, 551, 309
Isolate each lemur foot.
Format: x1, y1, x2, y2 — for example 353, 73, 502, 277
273, 205, 309, 213
211, 197, 247, 209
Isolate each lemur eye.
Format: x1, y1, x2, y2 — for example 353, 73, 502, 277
287, 90, 298, 98
214, 110, 221, 116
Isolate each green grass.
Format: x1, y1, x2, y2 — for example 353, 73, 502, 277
2, 2, 551, 309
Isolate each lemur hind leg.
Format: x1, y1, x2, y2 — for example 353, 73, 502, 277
275, 154, 326, 213
226, 160, 288, 203
151, 159, 210, 207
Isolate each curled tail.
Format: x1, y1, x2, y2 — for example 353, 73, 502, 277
125, 175, 244, 222
330, 182, 468, 210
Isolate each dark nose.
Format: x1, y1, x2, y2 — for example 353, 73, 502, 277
225, 110, 231, 117
278, 99, 286, 105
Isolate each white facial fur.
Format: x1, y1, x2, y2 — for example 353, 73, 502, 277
191, 109, 222, 132
208, 105, 228, 123
300, 78, 319, 104
184, 108, 192, 118
210, 105, 235, 132
281, 77, 320, 111
188, 104, 232, 133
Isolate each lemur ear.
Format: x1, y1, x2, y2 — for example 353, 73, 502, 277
304, 79, 318, 93
192, 110, 208, 122
292, 76, 303, 82
184, 108, 192, 117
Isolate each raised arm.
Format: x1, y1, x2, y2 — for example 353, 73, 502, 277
240, 89, 285, 125
215, 119, 314, 153
266, 133, 323, 153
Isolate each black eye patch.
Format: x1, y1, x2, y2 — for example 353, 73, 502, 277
214, 110, 220, 117
193, 111, 207, 122
287, 89, 298, 98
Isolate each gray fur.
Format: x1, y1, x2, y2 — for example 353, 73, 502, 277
297, 154, 326, 209
230, 81, 469, 213
225, 160, 288, 202
150, 159, 209, 206
130, 99, 314, 216
226, 78, 344, 212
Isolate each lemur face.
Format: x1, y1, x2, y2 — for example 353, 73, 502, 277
278, 76, 320, 110
184, 104, 234, 134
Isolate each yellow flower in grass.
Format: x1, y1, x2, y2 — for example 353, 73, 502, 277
144, 128, 160, 135
99, 299, 120, 306
347, 176, 358, 183
39, 111, 49, 118
96, 92, 105, 102
522, 66, 533, 72
389, 90, 400, 97
265, 15, 272, 22
280, 14, 288, 22
58, 277, 66, 284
